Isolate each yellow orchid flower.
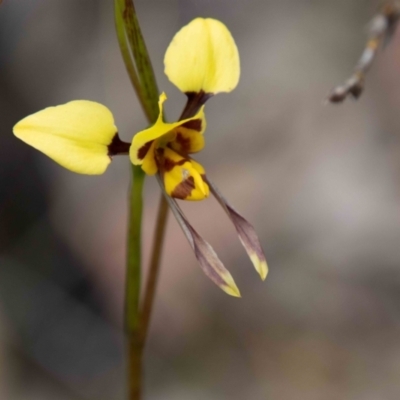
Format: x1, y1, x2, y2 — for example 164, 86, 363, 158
130, 17, 240, 201
12, 17, 267, 296
129, 93, 208, 200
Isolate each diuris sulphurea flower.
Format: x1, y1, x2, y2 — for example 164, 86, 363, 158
13, 17, 267, 296
129, 92, 209, 201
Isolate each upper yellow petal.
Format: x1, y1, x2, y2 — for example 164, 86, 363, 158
164, 18, 240, 94
13, 100, 117, 175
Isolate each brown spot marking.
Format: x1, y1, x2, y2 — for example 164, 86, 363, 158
175, 133, 192, 153
163, 156, 186, 172
171, 176, 195, 199
180, 119, 202, 131
137, 140, 153, 160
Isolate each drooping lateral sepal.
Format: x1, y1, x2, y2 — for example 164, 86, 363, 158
164, 18, 240, 95
208, 179, 268, 281
13, 100, 118, 175
158, 176, 240, 297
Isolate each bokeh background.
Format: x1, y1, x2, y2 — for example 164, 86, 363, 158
2, 0, 400, 399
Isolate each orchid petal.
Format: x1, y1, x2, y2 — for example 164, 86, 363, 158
13, 101, 117, 175
164, 18, 240, 94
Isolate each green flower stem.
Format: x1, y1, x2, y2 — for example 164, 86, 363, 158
114, 1, 149, 122
125, 165, 145, 400
115, 1, 168, 399
126, 166, 145, 333
116, 0, 159, 123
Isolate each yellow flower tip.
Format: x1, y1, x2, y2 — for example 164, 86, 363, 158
250, 254, 269, 281
13, 100, 117, 175
222, 284, 241, 298
164, 17, 240, 95
260, 261, 269, 281
221, 276, 241, 298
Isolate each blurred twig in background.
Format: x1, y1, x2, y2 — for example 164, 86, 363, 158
327, 1, 400, 103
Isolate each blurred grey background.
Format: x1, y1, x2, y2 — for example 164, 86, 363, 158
2, 0, 400, 399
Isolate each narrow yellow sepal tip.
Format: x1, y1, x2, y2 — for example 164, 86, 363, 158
13, 100, 117, 175
250, 254, 269, 281
164, 18, 240, 94
221, 273, 241, 298
222, 284, 241, 298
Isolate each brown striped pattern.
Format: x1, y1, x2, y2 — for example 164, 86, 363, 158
171, 176, 195, 199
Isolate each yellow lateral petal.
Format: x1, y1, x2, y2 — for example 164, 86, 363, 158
164, 18, 240, 94
13, 100, 117, 175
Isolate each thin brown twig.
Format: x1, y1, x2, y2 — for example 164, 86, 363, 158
327, 2, 400, 103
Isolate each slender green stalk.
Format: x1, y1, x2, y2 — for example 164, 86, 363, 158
125, 166, 145, 333
114, 1, 168, 399
116, 0, 159, 123
125, 165, 145, 400
139, 195, 169, 344
114, 1, 148, 121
